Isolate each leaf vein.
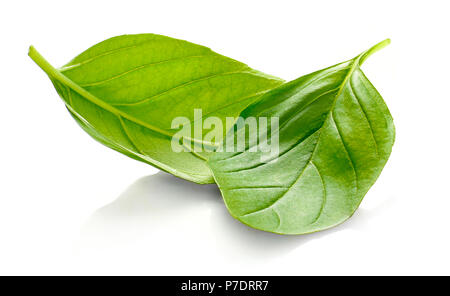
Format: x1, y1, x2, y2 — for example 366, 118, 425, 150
309, 161, 326, 224
80, 55, 210, 87
118, 116, 144, 155
252, 65, 352, 118
348, 79, 379, 156
112, 69, 252, 106
331, 111, 359, 194
241, 150, 317, 217
221, 128, 320, 173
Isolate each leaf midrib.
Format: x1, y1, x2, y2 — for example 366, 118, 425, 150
236, 38, 391, 219
239, 57, 363, 219
29, 46, 218, 148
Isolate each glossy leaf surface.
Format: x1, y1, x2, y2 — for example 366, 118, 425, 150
29, 34, 284, 183
209, 40, 395, 234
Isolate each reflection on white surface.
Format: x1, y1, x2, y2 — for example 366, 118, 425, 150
79, 172, 389, 266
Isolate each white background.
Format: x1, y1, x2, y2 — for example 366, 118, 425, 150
1, 0, 449, 275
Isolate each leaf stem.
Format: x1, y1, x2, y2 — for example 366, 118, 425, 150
28, 46, 60, 78
358, 39, 391, 66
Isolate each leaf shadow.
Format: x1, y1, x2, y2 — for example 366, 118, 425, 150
79, 172, 391, 261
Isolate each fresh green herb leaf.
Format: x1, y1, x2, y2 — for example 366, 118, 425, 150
209, 40, 395, 234
29, 34, 284, 184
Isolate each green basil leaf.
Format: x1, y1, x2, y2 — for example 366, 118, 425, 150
29, 34, 284, 184
209, 40, 395, 234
